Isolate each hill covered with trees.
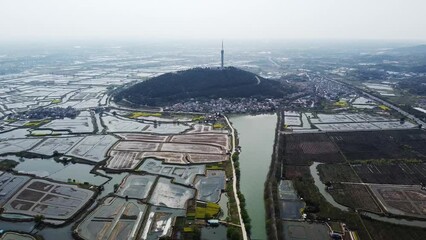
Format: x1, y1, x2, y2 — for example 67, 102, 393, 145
115, 67, 294, 106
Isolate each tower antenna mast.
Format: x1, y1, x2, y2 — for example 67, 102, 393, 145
221, 40, 224, 69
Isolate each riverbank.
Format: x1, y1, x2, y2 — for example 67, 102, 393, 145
231, 114, 277, 240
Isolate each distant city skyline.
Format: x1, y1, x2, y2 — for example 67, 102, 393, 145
1, 0, 426, 42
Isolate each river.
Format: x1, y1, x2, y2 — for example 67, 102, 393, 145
231, 114, 277, 240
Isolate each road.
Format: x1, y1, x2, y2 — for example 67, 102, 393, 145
255, 76, 261, 85
224, 115, 249, 240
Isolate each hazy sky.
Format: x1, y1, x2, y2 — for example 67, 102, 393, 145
1, 0, 426, 41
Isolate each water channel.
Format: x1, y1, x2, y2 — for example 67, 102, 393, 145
231, 114, 277, 240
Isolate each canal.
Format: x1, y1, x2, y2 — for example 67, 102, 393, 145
231, 114, 277, 240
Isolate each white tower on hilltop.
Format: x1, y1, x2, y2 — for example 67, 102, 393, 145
221, 41, 224, 69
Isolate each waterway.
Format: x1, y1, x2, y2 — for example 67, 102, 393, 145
0, 155, 108, 186
309, 162, 349, 211
231, 114, 277, 240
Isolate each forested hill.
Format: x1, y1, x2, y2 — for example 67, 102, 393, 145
115, 67, 294, 106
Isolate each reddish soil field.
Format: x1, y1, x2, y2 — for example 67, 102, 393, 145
187, 153, 228, 163
353, 163, 426, 184
328, 130, 426, 161
329, 183, 382, 213
170, 133, 228, 149
282, 165, 310, 179
282, 133, 344, 165
113, 141, 160, 151
116, 133, 168, 142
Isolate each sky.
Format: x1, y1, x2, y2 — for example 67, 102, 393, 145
1, 0, 426, 42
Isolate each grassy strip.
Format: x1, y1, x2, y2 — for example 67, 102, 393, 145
23, 120, 50, 128
232, 152, 252, 236
127, 112, 162, 119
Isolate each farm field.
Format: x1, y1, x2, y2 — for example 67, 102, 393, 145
103, 115, 190, 134
187, 153, 229, 163
327, 183, 382, 213
76, 197, 147, 240
0, 232, 35, 240
103, 115, 150, 132
113, 141, 160, 152
170, 133, 229, 149
138, 158, 205, 185
116, 174, 157, 200
116, 133, 168, 142
328, 130, 426, 161
29, 136, 83, 156
281, 221, 331, 240
42, 112, 94, 133
194, 170, 226, 203
353, 163, 426, 185
0, 172, 31, 205
0, 138, 42, 155
67, 135, 119, 162
3, 179, 95, 221
278, 180, 305, 220
148, 177, 195, 209
369, 184, 426, 218
106, 150, 142, 169
141, 151, 187, 164
282, 133, 344, 165
108, 132, 230, 169
140, 206, 186, 240
279, 112, 426, 240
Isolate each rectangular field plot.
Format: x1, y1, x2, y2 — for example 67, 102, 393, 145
372, 121, 416, 130
170, 133, 229, 150
161, 143, 224, 154
187, 153, 228, 163
116, 174, 156, 200
116, 133, 168, 142
284, 116, 302, 126
141, 152, 187, 164
369, 184, 426, 218
140, 206, 186, 240
194, 170, 226, 203
278, 180, 305, 220
315, 122, 380, 131
386, 130, 426, 156
76, 197, 147, 240
138, 159, 205, 185
42, 114, 94, 133
106, 151, 142, 169
149, 177, 195, 209
113, 141, 160, 152
0, 139, 42, 155
188, 124, 227, 134
103, 115, 150, 132
282, 221, 331, 240
353, 163, 426, 185
310, 114, 354, 124
3, 179, 94, 221
144, 123, 190, 134
0, 173, 31, 205
103, 115, 190, 134
328, 131, 426, 161
30, 137, 83, 156
67, 135, 118, 162
282, 134, 344, 165
327, 183, 382, 213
